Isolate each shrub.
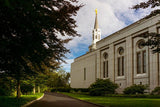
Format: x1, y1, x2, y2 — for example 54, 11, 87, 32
89, 79, 118, 96
89, 88, 105, 96
51, 87, 89, 93
51, 87, 71, 92
71, 88, 89, 92
151, 87, 160, 95
123, 84, 147, 95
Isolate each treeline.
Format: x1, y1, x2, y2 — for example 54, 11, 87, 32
0, 68, 70, 96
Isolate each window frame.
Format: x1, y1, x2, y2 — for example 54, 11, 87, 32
117, 47, 125, 77
103, 52, 109, 78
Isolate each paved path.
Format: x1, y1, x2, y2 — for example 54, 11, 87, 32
27, 92, 101, 107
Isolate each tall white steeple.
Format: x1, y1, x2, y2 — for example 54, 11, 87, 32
89, 9, 101, 52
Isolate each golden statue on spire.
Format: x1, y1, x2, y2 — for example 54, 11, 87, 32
95, 9, 97, 14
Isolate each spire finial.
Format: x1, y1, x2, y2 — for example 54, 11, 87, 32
94, 9, 98, 29
95, 9, 97, 14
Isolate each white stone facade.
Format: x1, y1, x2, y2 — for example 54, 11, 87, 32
71, 14, 160, 93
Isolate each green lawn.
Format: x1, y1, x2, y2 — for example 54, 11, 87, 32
0, 93, 43, 107
62, 92, 160, 107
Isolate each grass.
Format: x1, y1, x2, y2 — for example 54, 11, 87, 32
62, 92, 160, 107
0, 93, 43, 107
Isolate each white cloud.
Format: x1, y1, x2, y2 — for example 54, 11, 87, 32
66, 0, 150, 49
62, 0, 153, 72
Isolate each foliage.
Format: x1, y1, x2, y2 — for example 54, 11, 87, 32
62, 92, 160, 107
132, 0, 160, 19
89, 79, 118, 96
132, 0, 160, 53
0, 93, 43, 107
20, 68, 71, 94
71, 88, 89, 92
123, 84, 147, 95
51, 87, 71, 92
21, 80, 34, 95
0, 76, 16, 96
51, 88, 89, 93
0, 68, 70, 96
44, 69, 70, 89
151, 87, 160, 95
0, 0, 81, 98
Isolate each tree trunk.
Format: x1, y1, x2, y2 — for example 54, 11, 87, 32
38, 86, 40, 93
16, 79, 21, 98
33, 84, 36, 94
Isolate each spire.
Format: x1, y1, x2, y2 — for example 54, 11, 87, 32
89, 9, 101, 52
94, 9, 98, 29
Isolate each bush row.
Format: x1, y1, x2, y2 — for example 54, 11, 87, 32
50, 79, 160, 96
51, 87, 89, 93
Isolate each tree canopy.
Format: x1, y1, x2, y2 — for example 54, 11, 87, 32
0, 0, 82, 98
132, 0, 160, 19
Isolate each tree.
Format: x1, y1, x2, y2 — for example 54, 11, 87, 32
44, 68, 70, 88
132, 0, 160, 53
0, 75, 16, 96
0, 0, 82, 98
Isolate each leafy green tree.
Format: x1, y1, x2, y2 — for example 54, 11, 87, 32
21, 79, 34, 95
132, 0, 160, 53
0, 75, 16, 96
0, 0, 82, 98
57, 68, 70, 86
45, 69, 70, 88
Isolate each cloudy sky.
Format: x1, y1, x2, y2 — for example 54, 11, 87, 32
61, 0, 152, 72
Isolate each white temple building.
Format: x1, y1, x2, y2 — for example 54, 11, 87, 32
71, 10, 160, 93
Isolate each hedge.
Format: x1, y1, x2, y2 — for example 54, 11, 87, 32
51, 87, 89, 93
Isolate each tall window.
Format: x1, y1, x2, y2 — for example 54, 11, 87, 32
84, 68, 86, 80
137, 51, 146, 74
103, 52, 109, 78
118, 47, 124, 76
137, 52, 141, 74
137, 40, 146, 74
143, 51, 146, 73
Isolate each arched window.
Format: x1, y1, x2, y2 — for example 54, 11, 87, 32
103, 52, 109, 78
136, 40, 146, 74
138, 40, 145, 49
117, 47, 124, 76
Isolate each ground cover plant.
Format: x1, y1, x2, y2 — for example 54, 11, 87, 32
0, 93, 43, 107
62, 92, 160, 107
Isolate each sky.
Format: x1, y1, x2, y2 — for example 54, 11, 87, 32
61, 0, 152, 72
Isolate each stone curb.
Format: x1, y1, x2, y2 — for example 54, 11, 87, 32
59, 93, 105, 107
22, 93, 44, 107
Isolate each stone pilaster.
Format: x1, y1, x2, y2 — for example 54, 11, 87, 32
126, 36, 133, 86
96, 50, 101, 79
108, 43, 115, 82
149, 25, 159, 91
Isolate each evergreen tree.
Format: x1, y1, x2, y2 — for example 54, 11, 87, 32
0, 0, 82, 98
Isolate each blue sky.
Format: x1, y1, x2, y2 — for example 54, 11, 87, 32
61, 0, 152, 72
